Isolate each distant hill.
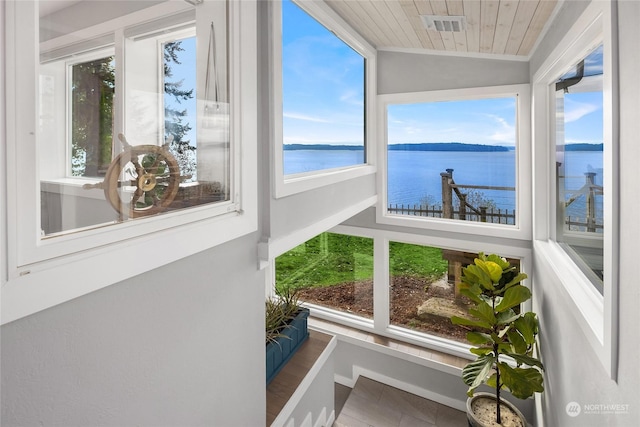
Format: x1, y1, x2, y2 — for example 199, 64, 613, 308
283, 142, 510, 151
388, 143, 509, 152
284, 144, 364, 151
284, 142, 604, 152
565, 143, 603, 151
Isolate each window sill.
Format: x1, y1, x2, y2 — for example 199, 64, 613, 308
41, 178, 105, 200
308, 317, 467, 375
275, 164, 376, 199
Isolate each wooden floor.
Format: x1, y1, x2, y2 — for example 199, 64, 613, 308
266, 330, 332, 426
335, 377, 467, 427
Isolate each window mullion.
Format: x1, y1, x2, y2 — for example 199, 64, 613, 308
373, 236, 389, 334
114, 29, 126, 155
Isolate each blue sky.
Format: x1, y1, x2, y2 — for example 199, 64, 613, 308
282, 0, 364, 146
281, 0, 604, 147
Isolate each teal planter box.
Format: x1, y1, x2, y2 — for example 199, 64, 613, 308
266, 308, 310, 384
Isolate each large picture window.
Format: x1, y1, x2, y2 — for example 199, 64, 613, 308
387, 97, 517, 225
274, 231, 528, 348
378, 85, 531, 241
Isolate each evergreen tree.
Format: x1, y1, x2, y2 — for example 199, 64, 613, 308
163, 41, 196, 181
71, 57, 115, 177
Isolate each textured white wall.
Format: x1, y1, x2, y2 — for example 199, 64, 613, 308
1, 232, 266, 426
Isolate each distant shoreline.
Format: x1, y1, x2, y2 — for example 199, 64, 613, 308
284, 142, 603, 152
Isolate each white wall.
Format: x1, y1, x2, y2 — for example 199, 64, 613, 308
377, 50, 529, 95
530, 1, 640, 426
1, 232, 266, 426
2, 2, 265, 423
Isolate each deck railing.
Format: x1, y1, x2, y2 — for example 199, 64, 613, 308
388, 168, 602, 230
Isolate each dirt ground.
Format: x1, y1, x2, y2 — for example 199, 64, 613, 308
297, 274, 473, 343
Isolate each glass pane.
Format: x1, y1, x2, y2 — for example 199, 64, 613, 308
163, 37, 198, 183
276, 233, 373, 319
387, 97, 517, 225
389, 244, 521, 344
38, 1, 231, 237
282, 0, 365, 175
70, 57, 115, 178
555, 44, 604, 292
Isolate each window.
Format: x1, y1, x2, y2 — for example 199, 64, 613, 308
272, 0, 376, 197
281, 0, 364, 175
389, 243, 522, 344
273, 229, 529, 351
554, 45, 604, 292
387, 97, 517, 225
276, 232, 374, 319
531, 0, 618, 378
4, 0, 258, 324
39, 16, 229, 235
378, 85, 531, 241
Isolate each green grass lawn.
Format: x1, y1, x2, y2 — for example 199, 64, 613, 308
275, 232, 448, 292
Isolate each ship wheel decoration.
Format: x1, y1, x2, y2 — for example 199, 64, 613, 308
84, 133, 181, 219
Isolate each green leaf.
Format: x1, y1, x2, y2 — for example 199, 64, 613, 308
507, 328, 527, 354
470, 346, 493, 356
451, 316, 491, 330
503, 272, 528, 290
495, 285, 531, 312
486, 372, 499, 390
498, 363, 544, 399
486, 254, 511, 270
460, 287, 483, 304
469, 301, 496, 325
466, 332, 493, 346
483, 261, 504, 283
462, 354, 496, 396
514, 312, 539, 345
505, 353, 545, 370
466, 263, 494, 290
496, 309, 520, 326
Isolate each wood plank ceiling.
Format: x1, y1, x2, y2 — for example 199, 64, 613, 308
325, 0, 558, 57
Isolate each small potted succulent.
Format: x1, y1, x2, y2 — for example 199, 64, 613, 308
265, 287, 309, 384
451, 253, 544, 427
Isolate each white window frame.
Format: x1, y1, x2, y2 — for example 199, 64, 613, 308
531, 0, 618, 379
377, 84, 532, 242
269, 0, 377, 198
2, 0, 258, 325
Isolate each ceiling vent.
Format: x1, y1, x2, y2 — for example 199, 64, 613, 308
420, 15, 467, 32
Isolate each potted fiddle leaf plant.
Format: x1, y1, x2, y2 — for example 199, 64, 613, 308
451, 253, 544, 427
265, 286, 309, 384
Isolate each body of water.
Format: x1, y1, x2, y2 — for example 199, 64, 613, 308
283, 149, 603, 220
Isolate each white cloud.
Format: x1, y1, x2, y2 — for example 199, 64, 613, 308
339, 90, 364, 107
563, 99, 600, 123
283, 112, 331, 123
485, 114, 516, 144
